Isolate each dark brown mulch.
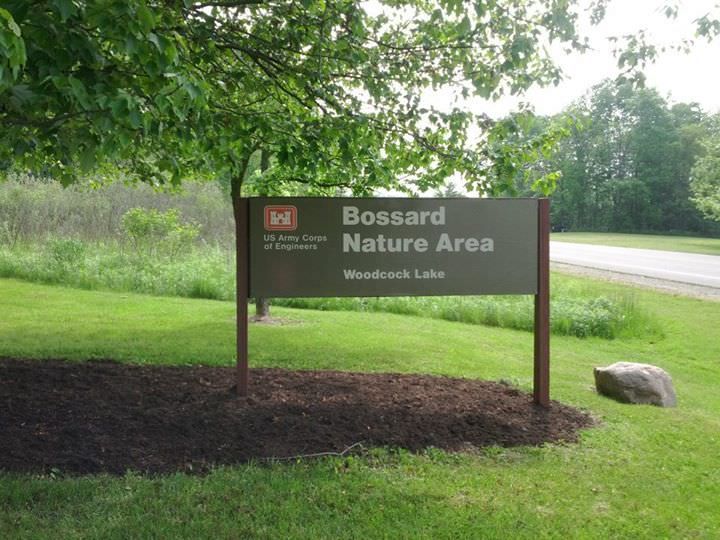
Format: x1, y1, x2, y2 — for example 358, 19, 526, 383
0, 358, 594, 475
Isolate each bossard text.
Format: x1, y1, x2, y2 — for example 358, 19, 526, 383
342, 206, 494, 253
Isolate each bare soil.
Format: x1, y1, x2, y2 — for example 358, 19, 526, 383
0, 358, 593, 475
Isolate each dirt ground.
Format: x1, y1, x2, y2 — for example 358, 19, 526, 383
0, 358, 594, 475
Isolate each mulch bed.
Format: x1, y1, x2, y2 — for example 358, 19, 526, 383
0, 357, 594, 475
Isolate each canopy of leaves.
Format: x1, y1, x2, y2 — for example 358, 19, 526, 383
0, 1, 211, 185
0, 0, 587, 193
1, 1, 718, 196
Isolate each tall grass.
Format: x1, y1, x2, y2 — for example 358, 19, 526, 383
274, 291, 659, 340
0, 241, 235, 301
0, 174, 233, 247
0, 175, 660, 339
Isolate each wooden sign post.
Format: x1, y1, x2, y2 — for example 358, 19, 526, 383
234, 197, 249, 397
534, 198, 550, 407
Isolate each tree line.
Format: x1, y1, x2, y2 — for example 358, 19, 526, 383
524, 81, 720, 235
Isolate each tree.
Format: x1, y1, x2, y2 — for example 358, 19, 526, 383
690, 118, 720, 221
541, 80, 715, 234
5, 0, 720, 196
0, 1, 640, 193
433, 180, 465, 198
2, 2, 718, 215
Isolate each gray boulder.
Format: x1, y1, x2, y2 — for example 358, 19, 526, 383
594, 362, 676, 407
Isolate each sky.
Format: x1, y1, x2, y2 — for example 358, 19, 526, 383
425, 0, 720, 118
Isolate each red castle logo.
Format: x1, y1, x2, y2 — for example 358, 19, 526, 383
264, 205, 297, 231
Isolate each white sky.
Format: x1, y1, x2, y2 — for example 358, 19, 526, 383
425, 0, 720, 118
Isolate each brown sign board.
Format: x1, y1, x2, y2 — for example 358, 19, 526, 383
248, 197, 539, 297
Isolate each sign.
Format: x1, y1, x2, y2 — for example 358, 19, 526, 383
235, 196, 550, 407
249, 197, 538, 297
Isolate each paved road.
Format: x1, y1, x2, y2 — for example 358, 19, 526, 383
550, 242, 720, 289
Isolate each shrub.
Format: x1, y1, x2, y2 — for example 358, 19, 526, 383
121, 208, 200, 258
0, 175, 234, 246
44, 238, 86, 277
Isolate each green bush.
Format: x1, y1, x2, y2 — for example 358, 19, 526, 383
46, 238, 86, 266
121, 208, 200, 258
44, 238, 87, 278
0, 175, 234, 246
0, 241, 234, 301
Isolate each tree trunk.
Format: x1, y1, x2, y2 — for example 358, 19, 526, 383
254, 297, 271, 320
230, 151, 252, 330
253, 149, 272, 321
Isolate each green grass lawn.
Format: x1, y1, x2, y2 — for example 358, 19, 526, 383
551, 232, 720, 256
1, 277, 719, 538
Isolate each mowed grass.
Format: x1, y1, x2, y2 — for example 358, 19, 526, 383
1, 277, 720, 538
551, 231, 720, 255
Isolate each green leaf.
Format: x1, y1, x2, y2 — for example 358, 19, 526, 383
125, 35, 137, 54
53, 0, 76, 22
0, 8, 21, 36
68, 77, 85, 96
110, 97, 127, 118
457, 15, 471, 35
9, 84, 33, 108
128, 109, 142, 129
137, 4, 155, 33
148, 33, 161, 50
117, 130, 131, 147
79, 145, 96, 171
0, 8, 26, 82
183, 81, 201, 100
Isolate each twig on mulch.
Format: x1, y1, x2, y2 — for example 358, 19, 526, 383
259, 441, 366, 462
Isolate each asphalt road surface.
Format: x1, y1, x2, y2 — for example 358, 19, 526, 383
550, 242, 720, 290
